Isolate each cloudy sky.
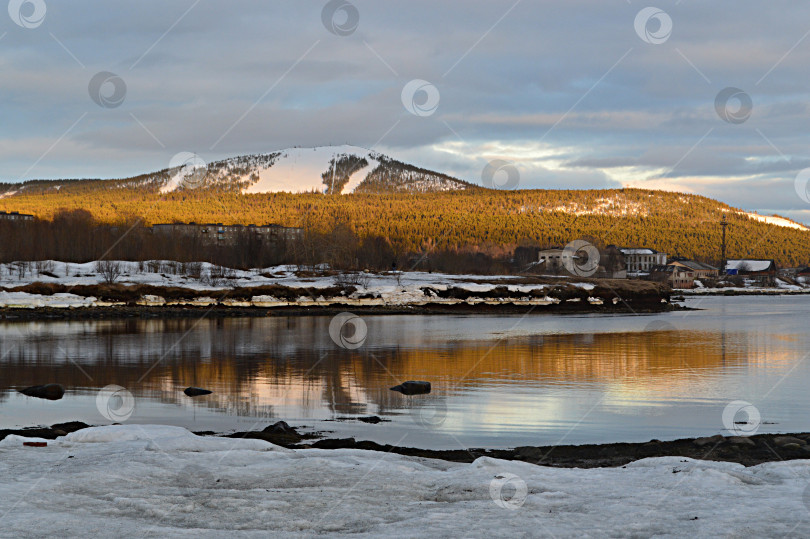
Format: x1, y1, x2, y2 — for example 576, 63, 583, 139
3, 1, 810, 223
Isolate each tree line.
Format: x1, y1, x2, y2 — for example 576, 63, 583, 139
1, 187, 810, 269
0, 209, 520, 275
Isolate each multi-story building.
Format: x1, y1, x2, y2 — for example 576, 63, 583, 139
0, 211, 34, 222
618, 247, 667, 275
151, 222, 303, 245
538, 245, 626, 279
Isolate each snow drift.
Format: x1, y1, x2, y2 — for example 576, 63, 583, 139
1, 424, 809, 537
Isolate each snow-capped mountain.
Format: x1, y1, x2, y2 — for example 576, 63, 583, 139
0, 146, 472, 197
158, 145, 471, 195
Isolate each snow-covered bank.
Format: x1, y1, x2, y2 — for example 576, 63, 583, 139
677, 277, 810, 295
0, 261, 668, 313
1, 425, 808, 537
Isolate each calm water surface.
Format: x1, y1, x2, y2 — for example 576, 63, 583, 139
1, 296, 808, 449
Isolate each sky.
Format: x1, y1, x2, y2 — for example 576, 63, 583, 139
2, 1, 810, 224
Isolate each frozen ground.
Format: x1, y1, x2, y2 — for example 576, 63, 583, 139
0, 260, 804, 308
681, 277, 809, 294
0, 425, 808, 537
0, 261, 597, 309
0, 261, 539, 290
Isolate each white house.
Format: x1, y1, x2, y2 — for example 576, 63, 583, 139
618, 248, 667, 275
537, 247, 574, 274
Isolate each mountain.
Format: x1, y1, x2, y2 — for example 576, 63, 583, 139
1, 146, 810, 266
1, 145, 807, 232
0, 146, 472, 197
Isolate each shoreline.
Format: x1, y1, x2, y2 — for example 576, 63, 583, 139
678, 289, 810, 296
0, 301, 677, 321
3, 421, 808, 468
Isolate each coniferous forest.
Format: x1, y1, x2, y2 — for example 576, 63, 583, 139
0, 184, 808, 270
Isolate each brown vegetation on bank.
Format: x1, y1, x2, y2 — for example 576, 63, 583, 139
2, 282, 353, 303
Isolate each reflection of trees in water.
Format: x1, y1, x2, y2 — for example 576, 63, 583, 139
0, 317, 771, 420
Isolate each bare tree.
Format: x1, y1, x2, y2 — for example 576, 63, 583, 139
333, 271, 371, 289
183, 261, 203, 280
95, 260, 124, 284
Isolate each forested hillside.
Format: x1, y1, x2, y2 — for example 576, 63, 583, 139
1, 187, 808, 267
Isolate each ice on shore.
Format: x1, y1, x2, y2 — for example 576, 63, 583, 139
1, 424, 809, 537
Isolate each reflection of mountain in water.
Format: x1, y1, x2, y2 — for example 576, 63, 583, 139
0, 316, 788, 420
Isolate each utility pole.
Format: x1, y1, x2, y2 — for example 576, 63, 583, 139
721, 215, 728, 274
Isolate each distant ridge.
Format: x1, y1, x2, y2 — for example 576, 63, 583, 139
0, 145, 473, 197
0, 145, 807, 233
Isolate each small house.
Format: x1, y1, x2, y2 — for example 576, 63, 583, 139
725, 259, 777, 285
649, 264, 695, 289
537, 247, 573, 275
669, 258, 719, 279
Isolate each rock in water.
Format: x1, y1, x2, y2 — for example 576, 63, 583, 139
19, 384, 65, 401
390, 381, 431, 395
357, 416, 385, 424
263, 421, 297, 435
184, 387, 213, 397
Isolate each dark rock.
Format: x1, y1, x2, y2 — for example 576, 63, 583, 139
183, 387, 213, 397
773, 436, 806, 447
51, 421, 89, 434
726, 436, 755, 446
332, 415, 390, 424
0, 427, 56, 441
515, 447, 542, 460
357, 416, 386, 424
19, 384, 65, 400
263, 421, 297, 435
782, 443, 803, 451
312, 438, 357, 450
693, 435, 724, 447
225, 425, 304, 447
390, 381, 431, 395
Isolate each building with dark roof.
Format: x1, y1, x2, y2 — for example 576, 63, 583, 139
649, 264, 695, 289
151, 222, 303, 245
617, 247, 667, 275
0, 211, 34, 222
669, 258, 719, 279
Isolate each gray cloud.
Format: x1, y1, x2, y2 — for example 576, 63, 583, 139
2, 1, 810, 222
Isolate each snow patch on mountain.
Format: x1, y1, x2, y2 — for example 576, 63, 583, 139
244, 145, 378, 194
153, 146, 469, 195
739, 211, 808, 231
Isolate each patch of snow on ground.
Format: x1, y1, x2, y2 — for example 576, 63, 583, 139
0, 291, 96, 308
776, 278, 803, 291
1, 424, 809, 537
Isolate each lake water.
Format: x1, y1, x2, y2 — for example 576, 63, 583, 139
1, 295, 809, 449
